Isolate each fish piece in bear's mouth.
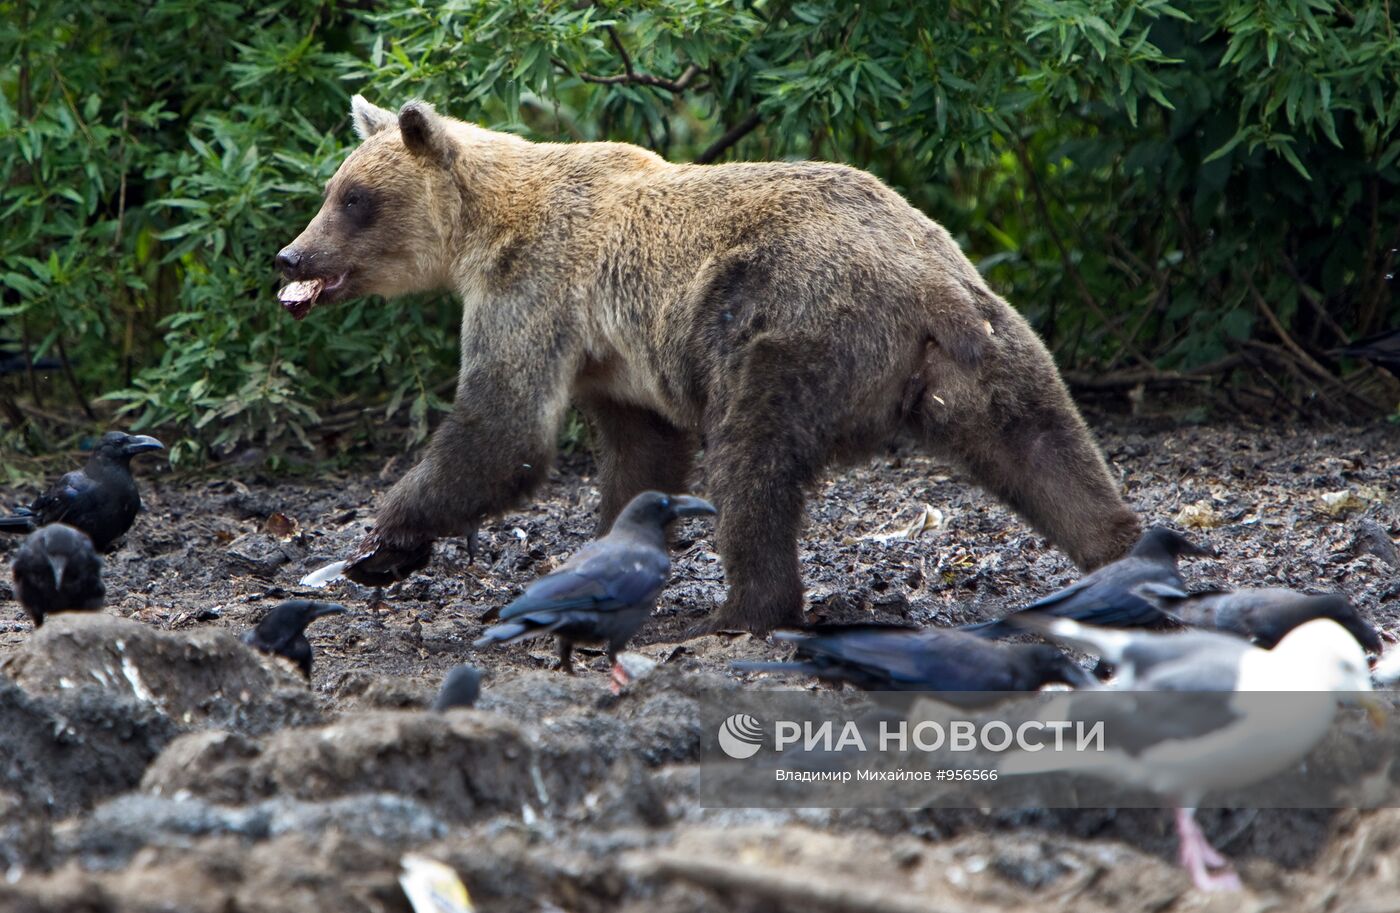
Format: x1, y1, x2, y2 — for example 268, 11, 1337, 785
277, 273, 346, 320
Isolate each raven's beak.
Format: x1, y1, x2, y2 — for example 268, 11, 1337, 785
49, 555, 67, 592
307, 602, 347, 621
122, 435, 165, 456
671, 495, 717, 518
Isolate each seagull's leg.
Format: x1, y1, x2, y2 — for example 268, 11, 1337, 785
558, 640, 575, 675
608, 648, 630, 696
1175, 807, 1242, 892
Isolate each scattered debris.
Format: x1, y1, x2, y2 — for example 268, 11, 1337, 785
263, 512, 299, 540
1173, 499, 1223, 530
300, 559, 349, 588
855, 504, 946, 543
0, 422, 1397, 910
400, 854, 475, 913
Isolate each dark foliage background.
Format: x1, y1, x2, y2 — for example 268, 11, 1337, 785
2, 0, 1397, 465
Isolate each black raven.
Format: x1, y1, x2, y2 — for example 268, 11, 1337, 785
0, 431, 164, 551
241, 600, 346, 678
473, 491, 716, 690
733, 624, 1095, 708
11, 524, 105, 627
963, 526, 1215, 637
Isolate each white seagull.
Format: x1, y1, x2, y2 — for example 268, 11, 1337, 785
999, 615, 1379, 892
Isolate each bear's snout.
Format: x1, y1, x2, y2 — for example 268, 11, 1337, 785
275, 245, 306, 277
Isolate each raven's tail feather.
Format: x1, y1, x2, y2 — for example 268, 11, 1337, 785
472, 618, 564, 649
0, 513, 37, 534
958, 618, 1013, 639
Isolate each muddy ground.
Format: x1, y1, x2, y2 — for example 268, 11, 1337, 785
0, 415, 1398, 912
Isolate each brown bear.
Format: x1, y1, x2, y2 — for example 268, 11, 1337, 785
276, 96, 1141, 633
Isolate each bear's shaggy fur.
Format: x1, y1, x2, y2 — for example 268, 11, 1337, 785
277, 96, 1141, 632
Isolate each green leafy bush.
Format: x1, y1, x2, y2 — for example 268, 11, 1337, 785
2, 0, 1396, 463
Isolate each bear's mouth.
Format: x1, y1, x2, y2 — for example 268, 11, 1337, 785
278, 272, 348, 321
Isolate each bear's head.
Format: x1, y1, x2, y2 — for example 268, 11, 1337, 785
275, 97, 464, 320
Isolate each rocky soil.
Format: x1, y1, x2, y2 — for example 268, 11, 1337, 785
0, 416, 1398, 912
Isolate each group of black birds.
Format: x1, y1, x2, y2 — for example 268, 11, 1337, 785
5, 432, 1384, 701
734, 525, 1382, 695
0, 434, 356, 686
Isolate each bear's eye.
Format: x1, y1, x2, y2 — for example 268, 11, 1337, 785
339, 186, 375, 230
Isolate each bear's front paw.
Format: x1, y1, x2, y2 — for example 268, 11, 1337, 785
343, 531, 433, 587
685, 593, 804, 638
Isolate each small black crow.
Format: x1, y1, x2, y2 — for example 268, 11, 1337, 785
1137, 585, 1382, 654
963, 526, 1215, 637
11, 524, 104, 627
431, 665, 483, 711
0, 431, 164, 551
733, 624, 1095, 707
473, 491, 716, 690
241, 600, 346, 678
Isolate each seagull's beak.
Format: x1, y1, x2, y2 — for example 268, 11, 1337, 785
1354, 694, 1388, 729
671, 496, 717, 518
122, 435, 165, 456
48, 555, 67, 592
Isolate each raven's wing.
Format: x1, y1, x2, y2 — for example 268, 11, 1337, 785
497, 541, 668, 621
795, 630, 964, 689
29, 470, 95, 524
1024, 573, 1100, 612
1023, 559, 1175, 628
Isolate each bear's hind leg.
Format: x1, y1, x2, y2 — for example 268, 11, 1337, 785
939, 396, 1140, 571
701, 441, 811, 634
697, 360, 825, 634
585, 400, 697, 534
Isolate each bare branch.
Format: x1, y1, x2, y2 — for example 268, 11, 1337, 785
572, 61, 700, 91
555, 28, 701, 93
605, 25, 634, 78
695, 110, 761, 164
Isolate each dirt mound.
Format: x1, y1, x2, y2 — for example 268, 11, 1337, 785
0, 678, 175, 816
56, 792, 448, 871
2, 615, 322, 735
0, 615, 332, 875
141, 709, 586, 822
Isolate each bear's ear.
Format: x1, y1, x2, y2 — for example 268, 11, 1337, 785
398, 100, 453, 166
351, 95, 396, 140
